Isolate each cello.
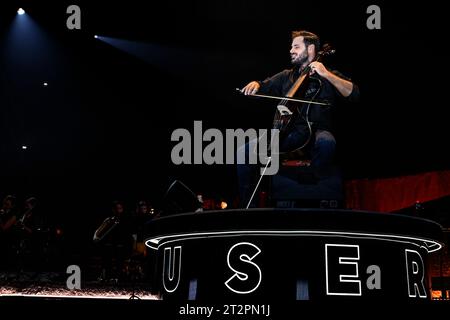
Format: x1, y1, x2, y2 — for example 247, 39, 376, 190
272, 43, 335, 154
237, 44, 335, 155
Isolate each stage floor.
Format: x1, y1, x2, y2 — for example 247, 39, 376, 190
0, 271, 158, 300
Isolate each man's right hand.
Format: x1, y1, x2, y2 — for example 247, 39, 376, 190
241, 81, 260, 95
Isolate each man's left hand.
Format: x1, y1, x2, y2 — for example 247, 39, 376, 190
309, 62, 329, 77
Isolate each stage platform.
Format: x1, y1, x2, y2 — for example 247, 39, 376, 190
145, 208, 444, 301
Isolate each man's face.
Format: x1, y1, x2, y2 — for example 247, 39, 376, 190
290, 36, 310, 66
3, 199, 12, 210
114, 204, 124, 215
139, 204, 148, 214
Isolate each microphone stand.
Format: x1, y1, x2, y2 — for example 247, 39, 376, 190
129, 233, 141, 300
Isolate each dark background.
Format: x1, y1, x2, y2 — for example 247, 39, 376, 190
1, 0, 449, 240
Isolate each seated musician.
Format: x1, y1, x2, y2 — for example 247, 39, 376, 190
94, 200, 133, 282
0, 195, 19, 269
237, 30, 359, 207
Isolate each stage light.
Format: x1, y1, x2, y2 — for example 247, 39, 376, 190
94, 35, 98, 39
43, 82, 48, 86
220, 201, 228, 209
17, 8, 25, 15
22, 145, 28, 150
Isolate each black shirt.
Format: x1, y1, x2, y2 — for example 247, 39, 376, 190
257, 68, 359, 132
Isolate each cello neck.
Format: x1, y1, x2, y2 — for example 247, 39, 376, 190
286, 71, 309, 98
285, 48, 329, 98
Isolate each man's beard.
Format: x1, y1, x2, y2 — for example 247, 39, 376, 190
291, 51, 309, 67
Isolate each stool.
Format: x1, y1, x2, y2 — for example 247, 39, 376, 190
271, 157, 344, 208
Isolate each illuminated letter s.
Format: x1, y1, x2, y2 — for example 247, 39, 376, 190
225, 242, 262, 294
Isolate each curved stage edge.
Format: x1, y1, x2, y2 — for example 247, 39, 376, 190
145, 208, 444, 301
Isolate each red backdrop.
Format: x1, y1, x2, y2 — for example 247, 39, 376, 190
345, 170, 450, 212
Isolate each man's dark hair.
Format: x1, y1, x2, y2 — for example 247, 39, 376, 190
291, 30, 321, 54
